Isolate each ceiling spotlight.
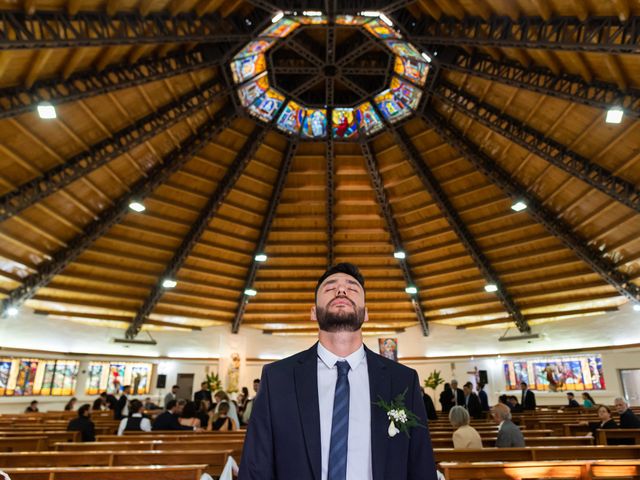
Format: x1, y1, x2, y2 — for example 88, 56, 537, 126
379, 13, 393, 26
162, 279, 177, 288
37, 102, 56, 119
6, 306, 18, 317
302, 10, 322, 16
361, 10, 381, 17
128, 201, 146, 212
484, 283, 498, 293
405, 286, 418, 295
511, 200, 527, 212
421, 52, 432, 63
394, 251, 406, 259
605, 107, 623, 124
271, 12, 284, 23
244, 288, 258, 296
634, 304, 640, 312
254, 253, 268, 262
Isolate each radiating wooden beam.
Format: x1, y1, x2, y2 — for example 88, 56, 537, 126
24, 49, 53, 88
604, 55, 628, 91
612, 0, 630, 21
432, 0, 464, 19
530, 0, 552, 20
417, 0, 442, 19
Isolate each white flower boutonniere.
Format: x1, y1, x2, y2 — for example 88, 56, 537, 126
374, 389, 426, 438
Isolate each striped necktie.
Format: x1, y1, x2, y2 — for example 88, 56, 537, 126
328, 360, 350, 480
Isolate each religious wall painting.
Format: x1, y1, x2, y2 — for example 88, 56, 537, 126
276, 100, 305, 134
0, 360, 10, 396
379, 338, 398, 362
332, 108, 360, 140
230, 54, 267, 84
503, 355, 605, 391
248, 88, 285, 122
227, 353, 241, 393
300, 108, 327, 139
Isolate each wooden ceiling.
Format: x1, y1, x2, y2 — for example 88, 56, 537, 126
0, 0, 638, 339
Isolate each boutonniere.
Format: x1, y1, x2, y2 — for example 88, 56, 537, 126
374, 389, 426, 438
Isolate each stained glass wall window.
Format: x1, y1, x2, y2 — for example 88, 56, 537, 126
503, 355, 606, 391
0, 358, 79, 396
85, 361, 153, 395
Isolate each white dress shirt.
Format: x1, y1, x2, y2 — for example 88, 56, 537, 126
317, 342, 372, 480
117, 413, 152, 435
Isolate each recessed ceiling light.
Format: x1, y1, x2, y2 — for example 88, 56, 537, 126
302, 10, 322, 16
162, 279, 177, 288
511, 200, 527, 212
605, 107, 623, 124
393, 251, 406, 259
421, 52, 432, 63
254, 253, 268, 262
6, 306, 18, 317
37, 102, 56, 119
271, 12, 284, 23
484, 283, 498, 293
128, 201, 146, 212
361, 11, 380, 17
633, 304, 640, 312
405, 286, 418, 295
379, 13, 393, 26
244, 288, 258, 296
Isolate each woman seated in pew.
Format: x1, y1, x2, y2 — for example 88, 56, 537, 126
117, 399, 152, 435
197, 399, 211, 429
449, 406, 483, 449
582, 392, 596, 408
67, 404, 96, 442
64, 397, 77, 411
209, 402, 238, 432
580, 405, 618, 443
179, 401, 202, 429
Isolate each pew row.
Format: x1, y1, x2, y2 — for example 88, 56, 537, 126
0, 464, 208, 479
434, 445, 640, 463
0, 437, 46, 452
56, 439, 245, 457
598, 428, 640, 445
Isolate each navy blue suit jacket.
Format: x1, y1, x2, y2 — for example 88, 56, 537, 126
239, 343, 437, 480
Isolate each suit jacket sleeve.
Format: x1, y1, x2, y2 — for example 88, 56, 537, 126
408, 370, 438, 480
495, 428, 507, 447
238, 366, 275, 480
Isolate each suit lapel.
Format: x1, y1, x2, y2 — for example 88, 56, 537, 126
294, 343, 321, 480
366, 346, 390, 480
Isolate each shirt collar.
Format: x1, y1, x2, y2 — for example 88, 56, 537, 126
131, 413, 143, 417
499, 421, 505, 430
317, 341, 366, 371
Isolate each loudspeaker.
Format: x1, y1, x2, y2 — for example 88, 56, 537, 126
478, 370, 488, 384
156, 374, 167, 389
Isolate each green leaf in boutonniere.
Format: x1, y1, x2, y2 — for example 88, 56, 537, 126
374, 388, 426, 438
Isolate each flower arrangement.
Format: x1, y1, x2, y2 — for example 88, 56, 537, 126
206, 372, 222, 392
374, 389, 426, 438
423, 370, 444, 395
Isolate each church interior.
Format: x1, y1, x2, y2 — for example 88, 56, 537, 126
0, 0, 639, 477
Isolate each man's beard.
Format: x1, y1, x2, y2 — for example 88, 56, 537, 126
316, 298, 365, 332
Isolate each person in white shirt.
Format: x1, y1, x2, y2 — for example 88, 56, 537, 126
117, 399, 152, 436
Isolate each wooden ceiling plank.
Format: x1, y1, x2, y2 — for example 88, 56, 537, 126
612, 0, 631, 21
24, 50, 53, 88
603, 55, 628, 92
530, 0, 552, 20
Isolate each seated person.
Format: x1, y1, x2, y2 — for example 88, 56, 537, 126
92, 396, 106, 411
153, 399, 196, 431
209, 401, 238, 431
25, 400, 39, 413
197, 399, 211, 429
117, 399, 152, 435
615, 397, 640, 428
179, 400, 201, 429
507, 395, 523, 413
581, 405, 618, 443
64, 397, 77, 411
67, 404, 96, 442
143, 397, 159, 411
449, 406, 482, 449
491, 403, 525, 448
566, 392, 580, 408
582, 392, 596, 408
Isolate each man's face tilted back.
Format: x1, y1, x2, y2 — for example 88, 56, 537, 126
313, 272, 368, 332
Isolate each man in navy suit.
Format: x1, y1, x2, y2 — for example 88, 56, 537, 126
239, 263, 437, 480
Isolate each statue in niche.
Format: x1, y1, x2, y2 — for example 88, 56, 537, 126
227, 352, 241, 393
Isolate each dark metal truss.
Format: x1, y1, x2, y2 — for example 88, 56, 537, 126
439, 50, 640, 119
392, 128, 530, 333
326, 135, 335, 267
127, 125, 268, 339
0, 80, 229, 222
360, 140, 430, 336
0, 48, 228, 120
421, 109, 640, 306
0, 11, 249, 49
231, 139, 299, 333
399, 14, 640, 53
430, 80, 640, 213
0, 107, 236, 317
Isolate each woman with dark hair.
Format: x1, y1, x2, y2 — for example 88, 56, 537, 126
209, 402, 237, 431
64, 397, 77, 411
582, 392, 596, 408
439, 383, 454, 413
117, 399, 151, 435
179, 400, 201, 429
197, 399, 211, 429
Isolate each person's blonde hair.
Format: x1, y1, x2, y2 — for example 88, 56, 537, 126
448, 406, 470, 428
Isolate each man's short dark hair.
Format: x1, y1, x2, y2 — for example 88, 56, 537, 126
520, 382, 527, 387
78, 404, 91, 416
567, 392, 574, 397
201, 381, 208, 387
253, 378, 260, 384
315, 263, 365, 300
30, 400, 38, 405
129, 399, 143, 414
172, 385, 180, 389
123, 385, 131, 392
166, 400, 177, 410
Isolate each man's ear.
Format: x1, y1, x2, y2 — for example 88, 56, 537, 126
310, 305, 317, 322
363, 307, 369, 323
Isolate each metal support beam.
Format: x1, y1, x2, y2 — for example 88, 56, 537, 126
360, 140, 429, 336
326, 134, 335, 267
126, 125, 268, 339
438, 50, 640, 119
231, 139, 299, 333
0, 11, 249, 49
0, 80, 229, 221
430, 80, 640, 213
0, 107, 236, 317
391, 128, 530, 333
399, 14, 640, 53
421, 109, 640, 307
0, 48, 228, 120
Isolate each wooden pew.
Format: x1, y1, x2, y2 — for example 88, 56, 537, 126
0, 437, 46, 452
434, 445, 640, 463
99, 433, 245, 442
56, 439, 245, 457
430, 436, 593, 448
429, 429, 553, 439
440, 460, 640, 480
0, 430, 79, 448
0, 464, 208, 479
0, 449, 232, 476
598, 428, 640, 445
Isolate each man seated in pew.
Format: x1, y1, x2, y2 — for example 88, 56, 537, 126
24, 400, 39, 413
67, 404, 96, 442
462, 382, 483, 419
491, 403, 525, 448
153, 399, 198, 431
449, 406, 482, 449
507, 396, 523, 413
143, 397, 159, 411
580, 405, 618, 443
117, 399, 152, 435
615, 397, 640, 428
566, 392, 580, 408
209, 402, 238, 431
